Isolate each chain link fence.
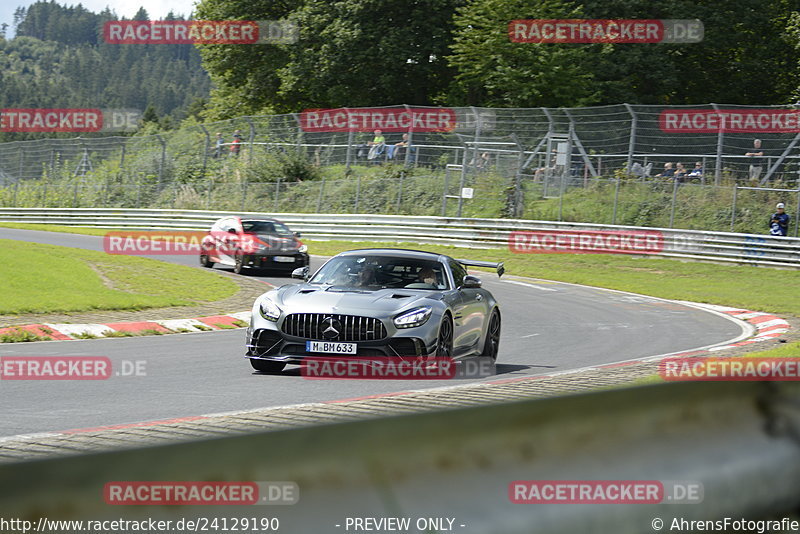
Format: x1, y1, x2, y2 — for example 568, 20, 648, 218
1, 104, 799, 235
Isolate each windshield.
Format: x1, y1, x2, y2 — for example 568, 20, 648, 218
309, 255, 448, 290
241, 220, 293, 236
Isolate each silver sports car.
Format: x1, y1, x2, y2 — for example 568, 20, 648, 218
245, 248, 504, 374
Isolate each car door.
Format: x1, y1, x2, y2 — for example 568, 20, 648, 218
446, 260, 475, 354
449, 260, 489, 354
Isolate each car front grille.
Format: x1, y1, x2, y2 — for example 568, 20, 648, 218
281, 313, 387, 341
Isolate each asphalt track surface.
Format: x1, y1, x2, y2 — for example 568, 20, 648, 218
0, 228, 745, 437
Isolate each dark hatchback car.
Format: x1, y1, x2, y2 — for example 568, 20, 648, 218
200, 216, 309, 275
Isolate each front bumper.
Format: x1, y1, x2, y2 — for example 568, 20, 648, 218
245, 327, 431, 364
242, 252, 309, 270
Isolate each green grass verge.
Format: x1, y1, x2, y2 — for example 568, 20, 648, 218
0, 223, 111, 236
0, 239, 237, 315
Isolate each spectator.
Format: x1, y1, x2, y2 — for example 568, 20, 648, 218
630, 162, 653, 178
470, 151, 490, 170
213, 132, 225, 158
230, 130, 242, 156
534, 148, 558, 182
367, 129, 386, 160
674, 162, 687, 181
769, 202, 790, 237
656, 162, 675, 178
393, 133, 416, 162
687, 161, 703, 177
746, 139, 764, 181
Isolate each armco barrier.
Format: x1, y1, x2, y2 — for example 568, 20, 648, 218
1, 382, 799, 533
0, 207, 799, 268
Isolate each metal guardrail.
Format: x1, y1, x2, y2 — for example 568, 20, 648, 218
1, 207, 799, 269
2, 382, 799, 533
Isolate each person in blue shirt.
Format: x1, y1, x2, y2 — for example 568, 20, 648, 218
769, 202, 790, 236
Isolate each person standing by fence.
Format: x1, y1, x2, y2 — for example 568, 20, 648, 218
746, 139, 764, 181
769, 202, 790, 236
213, 132, 225, 158
230, 130, 242, 156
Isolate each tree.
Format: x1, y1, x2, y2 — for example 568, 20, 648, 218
446, 0, 602, 107
195, 0, 465, 116
580, 0, 800, 105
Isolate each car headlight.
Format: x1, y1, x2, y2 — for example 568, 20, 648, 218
298, 244, 308, 253
259, 298, 282, 322
393, 306, 432, 329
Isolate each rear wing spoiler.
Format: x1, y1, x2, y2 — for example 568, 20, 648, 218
456, 259, 505, 278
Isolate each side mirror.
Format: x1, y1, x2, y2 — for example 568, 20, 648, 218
461, 275, 482, 289
293, 231, 302, 238
291, 266, 309, 280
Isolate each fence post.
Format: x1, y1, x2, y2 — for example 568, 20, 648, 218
293, 113, 303, 154
403, 104, 413, 167
13, 180, 18, 206
354, 172, 361, 213
241, 181, 248, 212
205, 178, 212, 210
199, 124, 210, 176
316, 176, 326, 213
245, 116, 256, 164
156, 134, 166, 187
73, 180, 79, 207
669, 178, 679, 228
274, 178, 282, 212
397, 170, 404, 212
730, 186, 738, 232
442, 165, 451, 217
623, 103, 636, 177
510, 133, 525, 218
612, 175, 620, 225
344, 108, 353, 171
18, 147, 24, 180
711, 103, 723, 185
795, 189, 800, 237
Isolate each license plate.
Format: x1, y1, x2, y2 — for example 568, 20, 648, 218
306, 341, 357, 354
274, 256, 295, 263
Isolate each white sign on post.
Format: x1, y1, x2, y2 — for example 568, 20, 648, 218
556, 142, 569, 166
461, 187, 474, 199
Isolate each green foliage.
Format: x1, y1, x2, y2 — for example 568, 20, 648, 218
446, 0, 601, 107
0, 1, 210, 142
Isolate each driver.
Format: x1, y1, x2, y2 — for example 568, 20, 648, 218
417, 266, 437, 286
356, 264, 376, 287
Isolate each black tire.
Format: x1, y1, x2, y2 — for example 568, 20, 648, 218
249, 358, 286, 374
199, 254, 213, 268
233, 255, 244, 274
435, 314, 454, 358
481, 309, 501, 361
